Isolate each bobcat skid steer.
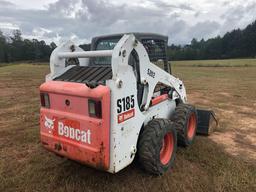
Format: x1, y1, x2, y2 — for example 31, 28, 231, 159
39, 33, 217, 175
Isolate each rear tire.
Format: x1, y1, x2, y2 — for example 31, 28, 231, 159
172, 104, 197, 147
137, 119, 177, 175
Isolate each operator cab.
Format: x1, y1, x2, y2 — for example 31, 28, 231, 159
90, 33, 171, 74
90, 33, 171, 109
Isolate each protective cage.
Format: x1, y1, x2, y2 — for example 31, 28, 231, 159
90, 33, 170, 73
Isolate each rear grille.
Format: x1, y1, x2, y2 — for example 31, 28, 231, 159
54, 66, 112, 85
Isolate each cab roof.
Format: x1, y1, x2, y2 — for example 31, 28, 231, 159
91, 32, 168, 50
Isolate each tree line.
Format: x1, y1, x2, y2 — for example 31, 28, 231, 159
167, 20, 256, 60
0, 20, 256, 63
0, 30, 57, 63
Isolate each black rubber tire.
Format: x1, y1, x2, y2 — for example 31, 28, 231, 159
171, 104, 198, 147
137, 119, 177, 175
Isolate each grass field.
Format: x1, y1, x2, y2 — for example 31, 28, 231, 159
172, 58, 256, 67
0, 59, 256, 192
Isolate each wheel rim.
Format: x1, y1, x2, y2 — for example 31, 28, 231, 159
187, 113, 196, 140
160, 133, 174, 165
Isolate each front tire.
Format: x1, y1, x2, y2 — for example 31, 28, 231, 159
172, 104, 198, 147
137, 119, 177, 175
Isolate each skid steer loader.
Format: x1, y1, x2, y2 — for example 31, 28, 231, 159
39, 33, 217, 174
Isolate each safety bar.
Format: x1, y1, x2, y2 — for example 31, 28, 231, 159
58, 50, 113, 59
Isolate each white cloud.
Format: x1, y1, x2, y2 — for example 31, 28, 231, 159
8, 0, 58, 10
0, 22, 19, 30
0, 0, 255, 45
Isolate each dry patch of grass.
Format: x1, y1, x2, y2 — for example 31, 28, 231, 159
0, 62, 256, 192
173, 64, 256, 164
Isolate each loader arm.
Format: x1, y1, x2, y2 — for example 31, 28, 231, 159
110, 34, 187, 110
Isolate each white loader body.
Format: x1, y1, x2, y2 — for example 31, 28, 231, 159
45, 34, 187, 173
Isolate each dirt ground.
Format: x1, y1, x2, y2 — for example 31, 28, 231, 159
0, 63, 256, 192
174, 66, 256, 164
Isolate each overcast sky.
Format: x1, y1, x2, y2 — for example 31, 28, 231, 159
0, 0, 255, 45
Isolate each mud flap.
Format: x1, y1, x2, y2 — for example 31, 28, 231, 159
196, 109, 218, 135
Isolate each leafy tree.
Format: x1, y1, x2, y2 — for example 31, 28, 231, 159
1, 20, 256, 64
0, 30, 57, 64
168, 20, 256, 60
0, 30, 7, 62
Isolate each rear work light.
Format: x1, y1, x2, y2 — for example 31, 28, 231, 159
88, 99, 102, 118
40, 93, 50, 108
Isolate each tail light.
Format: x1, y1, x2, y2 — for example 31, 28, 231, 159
88, 99, 102, 118
40, 93, 50, 108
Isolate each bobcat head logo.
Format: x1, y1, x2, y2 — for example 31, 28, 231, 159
44, 116, 55, 129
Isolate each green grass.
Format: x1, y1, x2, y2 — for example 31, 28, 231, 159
0, 60, 256, 192
171, 58, 256, 67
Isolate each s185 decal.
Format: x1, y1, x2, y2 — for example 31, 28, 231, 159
117, 95, 135, 114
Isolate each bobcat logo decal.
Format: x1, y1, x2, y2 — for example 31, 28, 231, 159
44, 116, 55, 130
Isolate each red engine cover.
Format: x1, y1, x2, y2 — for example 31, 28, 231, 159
40, 81, 110, 170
